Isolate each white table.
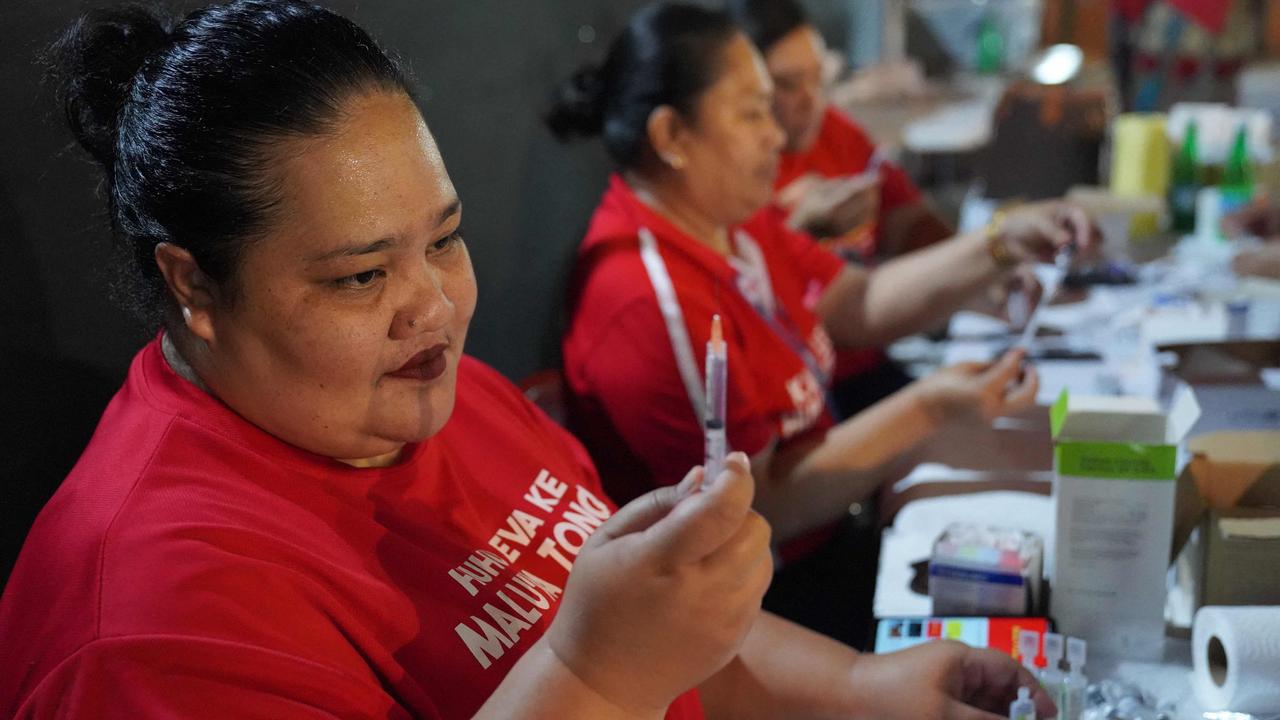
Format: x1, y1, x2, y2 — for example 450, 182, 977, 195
871, 237, 1280, 718
874, 486, 1207, 718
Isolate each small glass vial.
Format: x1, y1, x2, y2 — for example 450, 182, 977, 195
1039, 633, 1066, 714
1062, 638, 1089, 720
1009, 687, 1036, 720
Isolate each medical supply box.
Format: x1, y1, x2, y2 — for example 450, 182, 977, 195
1049, 387, 1200, 657
1172, 430, 1280, 611
929, 523, 1044, 616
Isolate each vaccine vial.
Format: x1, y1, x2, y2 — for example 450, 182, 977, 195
1009, 686, 1036, 720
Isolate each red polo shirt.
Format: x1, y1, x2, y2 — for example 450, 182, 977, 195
776, 106, 923, 260
563, 174, 844, 503
776, 106, 926, 382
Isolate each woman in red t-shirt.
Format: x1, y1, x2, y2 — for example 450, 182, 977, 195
731, 0, 1038, 419
553, 2, 1092, 649
730, 0, 953, 263
3, 2, 1055, 720
3, 3, 760, 718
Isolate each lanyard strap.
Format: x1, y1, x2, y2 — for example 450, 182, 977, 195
638, 225, 839, 433
731, 230, 834, 393
638, 227, 708, 424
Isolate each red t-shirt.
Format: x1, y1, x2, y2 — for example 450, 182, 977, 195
0, 338, 703, 720
775, 106, 923, 260
563, 174, 844, 503
776, 107, 926, 381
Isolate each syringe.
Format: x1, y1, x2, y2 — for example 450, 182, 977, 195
704, 314, 728, 484
1015, 244, 1075, 352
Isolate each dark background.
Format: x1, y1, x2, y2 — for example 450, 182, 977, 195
0, 1, 849, 583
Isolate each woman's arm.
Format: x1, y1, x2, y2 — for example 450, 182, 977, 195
1233, 243, 1280, 279
751, 352, 1037, 542
817, 229, 1000, 348
699, 612, 1058, 720
476, 640, 661, 720
749, 380, 937, 542
818, 202, 1091, 349
698, 612, 862, 720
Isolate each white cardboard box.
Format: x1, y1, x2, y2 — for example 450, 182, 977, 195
1049, 387, 1200, 657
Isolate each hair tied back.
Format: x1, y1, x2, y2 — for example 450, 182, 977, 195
49, 5, 172, 171
546, 63, 606, 141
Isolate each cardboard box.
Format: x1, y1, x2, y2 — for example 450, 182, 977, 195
1161, 339, 1280, 386
929, 523, 1044, 616
1171, 430, 1280, 611
1049, 387, 1200, 658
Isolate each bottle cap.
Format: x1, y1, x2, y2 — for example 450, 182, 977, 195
1066, 637, 1087, 672
1018, 629, 1041, 668
1044, 632, 1064, 662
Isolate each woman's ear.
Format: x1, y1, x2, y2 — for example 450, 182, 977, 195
154, 242, 219, 344
646, 105, 690, 171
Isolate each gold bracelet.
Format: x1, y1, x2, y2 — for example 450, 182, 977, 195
986, 210, 1016, 268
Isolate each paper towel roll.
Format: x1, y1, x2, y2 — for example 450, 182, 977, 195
1193, 605, 1280, 712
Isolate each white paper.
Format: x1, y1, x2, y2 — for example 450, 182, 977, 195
942, 340, 1002, 366
1262, 368, 1280, 391
1143, 305, 1229, 347
1034, 361, 1119, 405
948, 310, 1009, 339
1193, 606, 1280, 712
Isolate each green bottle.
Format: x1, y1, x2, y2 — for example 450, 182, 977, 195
1220, 124, 1254, 216
1169, 120, 1201, 233
976, 14, 1004, 74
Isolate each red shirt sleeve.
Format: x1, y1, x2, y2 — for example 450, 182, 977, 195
576, 298, 777, 487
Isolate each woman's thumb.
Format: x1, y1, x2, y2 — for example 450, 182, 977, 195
585, 467, 702, 548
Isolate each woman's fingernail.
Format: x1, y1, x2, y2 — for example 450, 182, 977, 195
678, 468, 704, 497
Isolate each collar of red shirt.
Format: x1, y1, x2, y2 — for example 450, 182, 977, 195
581, 173, 743, 291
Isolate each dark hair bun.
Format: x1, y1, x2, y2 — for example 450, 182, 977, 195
49, 5, 170, 170
545, 65, 605, 141
547, 3, 736, 168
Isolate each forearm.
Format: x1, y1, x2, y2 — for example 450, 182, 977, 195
755, 385, 939, 541
699, 612, 867, 720
475, 639, 662, 720
1236, 245, 1280, 279
821, 231, 1000, 347
1258, 251, 1280, 278
802, 382, 938, 476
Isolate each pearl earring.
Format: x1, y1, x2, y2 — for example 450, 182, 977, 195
664, 153, 686, 170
